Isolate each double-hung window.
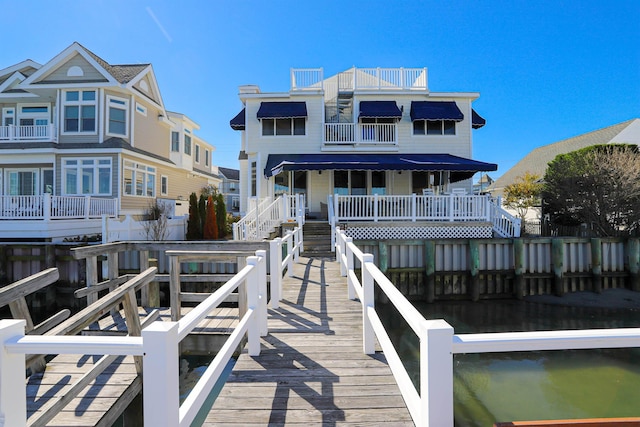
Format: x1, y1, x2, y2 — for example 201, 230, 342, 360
63, 91, 96, 133
123, 160, 156, 197
195, 145, 200, 163
184, 129, 192, 155
171, 131, 180, 152
262, 118, 305, 136
63, 158, 111, 195
205, 149, 210, 166
107, 95, 129, 137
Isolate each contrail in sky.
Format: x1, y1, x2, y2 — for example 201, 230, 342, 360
146, 7, 173, 43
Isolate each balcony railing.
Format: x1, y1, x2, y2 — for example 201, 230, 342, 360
0, 194, 117, 220
324, 123, 397, 145
291, 67, 428, 92
0, 124, 57, 142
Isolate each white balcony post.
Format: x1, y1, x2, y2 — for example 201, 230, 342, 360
84, 196, 90, 219
246, 255, 261, 356
449, 194, 455, 222
419, 319, 454, 427
282, 194, 288, 220
255, 249, 268, 337
373, 194, 379, 222
485, 194, 491, 221
43, 193, 51, 221
345, 237, 355, 300
142, 321, 179, 426
285, 231, 293, 277
412, 193, 417, 222
361, 254, 375, 355
0, 319, 27, 427
269, 238, 282, 309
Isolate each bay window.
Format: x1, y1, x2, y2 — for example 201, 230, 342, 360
123, 160, 156, 197
63, 158, 112, 195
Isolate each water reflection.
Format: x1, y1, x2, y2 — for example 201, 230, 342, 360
377, 298, 640, 426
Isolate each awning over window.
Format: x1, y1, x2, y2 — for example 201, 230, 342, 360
472, 109, 486, 129
264, 153, 497, 182
230, 108, 245, 130
358, 101, 402, 119
410, 101, 464, 122
257, 102, 307, 119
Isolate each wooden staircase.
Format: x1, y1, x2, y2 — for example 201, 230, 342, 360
301, 221, 333, 257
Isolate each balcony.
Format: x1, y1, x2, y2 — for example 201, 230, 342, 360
0, 124, 57, 143
0, 194, 117, 220
323, 123, 397, 147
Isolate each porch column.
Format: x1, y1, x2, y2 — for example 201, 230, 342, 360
43, 193, 51, 221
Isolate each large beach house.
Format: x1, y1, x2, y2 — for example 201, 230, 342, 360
230, 68, 518, 241
0, 42, 220, 241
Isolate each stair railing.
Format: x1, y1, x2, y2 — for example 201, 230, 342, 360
489, 197, 521, 237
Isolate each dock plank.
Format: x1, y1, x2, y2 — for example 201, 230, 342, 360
204, 256, 413, 426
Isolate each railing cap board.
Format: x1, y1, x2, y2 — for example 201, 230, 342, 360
71, 241, 127, 259
0, 268, 59, 308
165, 250, 255, 262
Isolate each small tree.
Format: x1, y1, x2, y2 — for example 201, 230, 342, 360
215, 192, 227, 238
203, 195, 218, 239
142, 200, 169, 241
186, 192, 200, 240
198, 194, 207, 237
504, 172, 543, 220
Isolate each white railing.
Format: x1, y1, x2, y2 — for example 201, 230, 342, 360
0, 250, 270, 427
324, 123, 397, 145
490, 199, 522, 238
233, 194, 305, 241
0, 194, 118, 220
0, 124, 57, 142
291, 67, 428, 92
269, 227, 304, 309
335, 230, 640, 427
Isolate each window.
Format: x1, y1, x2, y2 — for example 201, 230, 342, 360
63, 90, 96, 133
371, 171, 386, 195
184, 129, 191, 155
195, 145, 200, 163
413, 120, 456, 136
161, 175, 168, 196
63, 158, 112, 195
42, 169, 53, 194
107, 95, 128, 136
135, 103, 147, 116
7, 170, 37, 195
171, 131, 180, 152
123, 160, 155, 197
205, 149, 210, 166
261, 118, 305, 136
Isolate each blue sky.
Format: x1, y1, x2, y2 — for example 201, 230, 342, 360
3, 1, 639, 179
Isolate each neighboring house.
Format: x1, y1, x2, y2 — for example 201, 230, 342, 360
488, 119, 640, 198
229, 67, 495, 218
218, 167, 240, 214
473, 173, 494, 195
0, 42, 220, 241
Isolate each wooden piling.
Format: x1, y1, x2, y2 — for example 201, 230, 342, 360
378, 242, 388, 273
469, 240, 480, 302
590, 238, 602, 293
628, 238, 640, 292
513, 238, 524, 299
424, 240, 435, 303
552, 238, 564, 297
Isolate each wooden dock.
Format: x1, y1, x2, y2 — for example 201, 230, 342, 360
204, 256, 413, 426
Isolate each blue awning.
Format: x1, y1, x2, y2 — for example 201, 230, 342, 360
257, 102, 307, 119
359, 101, 402, 119
410, 101, 464, 121
472, 109, 486, 129
230, 108, 245, 130
264, 153, 497, 182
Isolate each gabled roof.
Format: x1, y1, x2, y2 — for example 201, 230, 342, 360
488, 119, 640, 195
0, 60, 41, 84
219, 167, 240, 180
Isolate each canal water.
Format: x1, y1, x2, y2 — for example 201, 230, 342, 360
378, 292, 640, 426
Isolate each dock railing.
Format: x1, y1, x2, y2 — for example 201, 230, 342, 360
335, 229, 640, 427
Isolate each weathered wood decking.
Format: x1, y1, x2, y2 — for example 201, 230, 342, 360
205, 256, 413, 426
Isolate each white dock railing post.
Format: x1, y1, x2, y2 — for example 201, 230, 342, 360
345, 237, 355, 300
246, 256, 261, 356
337, 229, 347, 276
255, 250, 268, 337
0, 319, 27, 427
285, 231, 293, 277
142, 321, 180, 427
420, 319, 454, 427
361, 254, 375, 355
269, 238, 282, 309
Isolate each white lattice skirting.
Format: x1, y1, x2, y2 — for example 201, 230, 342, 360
342, 222, 494, 240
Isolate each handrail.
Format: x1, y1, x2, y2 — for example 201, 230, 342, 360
269, 226, 304, 309
490, 200, 522, 237
336, 229, 640, 426
233, 195, 306, 241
